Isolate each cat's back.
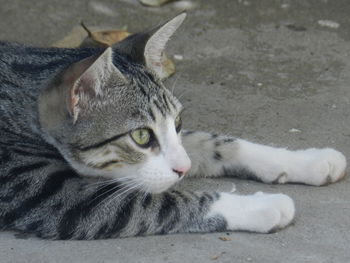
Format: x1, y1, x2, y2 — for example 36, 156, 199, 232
0, 42, 96, 99
0, 42, 101, 118
0, 42, 99, 173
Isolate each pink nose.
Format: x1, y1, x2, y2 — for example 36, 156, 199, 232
172, 166, 190, 177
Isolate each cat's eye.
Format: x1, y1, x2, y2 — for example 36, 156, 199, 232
130, 128, 151, 146
175, 115, 182, 133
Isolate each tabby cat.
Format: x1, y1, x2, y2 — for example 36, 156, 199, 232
0, 14, 346, 239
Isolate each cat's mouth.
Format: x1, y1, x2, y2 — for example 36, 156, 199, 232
73, 157, 182, 193
137, 175, 180, 193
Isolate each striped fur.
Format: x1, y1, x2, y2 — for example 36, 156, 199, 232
0, 41, 229, 239
0, 15, 345, 239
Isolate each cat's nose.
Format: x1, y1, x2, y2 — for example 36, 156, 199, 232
167, 144, 191, 178
172, 167, 190, 178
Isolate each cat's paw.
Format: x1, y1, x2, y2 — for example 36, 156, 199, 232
209, 192, 295, 233
300, 148, 347, 186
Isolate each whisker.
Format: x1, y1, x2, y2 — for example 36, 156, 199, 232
87, 178, 137, 204
176, 90, 191, 101
87, 183, 123, 205
103, 182, 142, 207
170, 73, 182, 94
85, 176, 136, 189
139, 189, 148, 205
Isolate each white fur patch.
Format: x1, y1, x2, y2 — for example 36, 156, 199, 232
208, 192, 295, 233
136, 155, 180, 193
232, 140, 347, 185
183, 132, 346, 185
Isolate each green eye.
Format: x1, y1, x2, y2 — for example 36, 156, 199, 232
130, 129, 151, 146
175, 115, 182, 132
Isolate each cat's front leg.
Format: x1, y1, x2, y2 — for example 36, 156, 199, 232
208, 191, 295, 233
127, 190, 295, 236
182, 131, 347, 185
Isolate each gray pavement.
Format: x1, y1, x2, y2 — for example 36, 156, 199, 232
1, 0, 350, 262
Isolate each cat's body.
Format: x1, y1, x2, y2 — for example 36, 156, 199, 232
0, 14, 347, 239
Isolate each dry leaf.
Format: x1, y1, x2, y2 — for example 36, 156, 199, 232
160, 53, 175, 79
80, 22, 175, 78
218, 236, 230, 241
210, 255, 219, 260
53, 22, 176, 79
139, 0, 175, 7
80, 22, 130, 48
52, 26, 89, 48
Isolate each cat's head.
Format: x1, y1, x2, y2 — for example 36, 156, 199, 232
39, 13, 191, 193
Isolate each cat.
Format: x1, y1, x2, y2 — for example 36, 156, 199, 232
0, 13, 346, 240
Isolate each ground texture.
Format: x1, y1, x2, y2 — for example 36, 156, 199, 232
0, 0, 350, 262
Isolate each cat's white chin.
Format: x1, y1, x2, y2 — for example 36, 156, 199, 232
139, 179, 177, 194
136, 155, 182, 193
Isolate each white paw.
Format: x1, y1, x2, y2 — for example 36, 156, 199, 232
209, 192, 295, 233
299, 148, 347, 186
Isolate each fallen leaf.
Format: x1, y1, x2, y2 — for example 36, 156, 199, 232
53, 22, 176, 79
210, 255, 219, 260
218, 236, 230, 241
80, 22, 130, 47
160, 53, 175, 79
52, 26, 89, 48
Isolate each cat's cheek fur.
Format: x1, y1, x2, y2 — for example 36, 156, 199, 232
137, 155, 180, 193
208, 192, 295, 233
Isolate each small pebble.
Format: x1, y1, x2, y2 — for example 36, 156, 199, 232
318, 20, 340, 29
173, 0, 196, 10
211, 255, 219, 260
173, 54, 184, 60
139, 0, 171, 7
289, 128, 301, 133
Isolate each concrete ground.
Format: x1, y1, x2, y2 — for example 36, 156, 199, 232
1, 0, 350, 262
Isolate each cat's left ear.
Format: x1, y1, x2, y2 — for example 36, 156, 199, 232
67, 47, 126, 123
39, 47, 127, 129
114, 13, 186, 79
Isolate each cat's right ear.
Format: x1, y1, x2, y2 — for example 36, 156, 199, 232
113, 13, 186, 80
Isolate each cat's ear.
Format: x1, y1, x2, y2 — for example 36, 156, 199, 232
67, 47, 126, 123
114, 13, 186, 79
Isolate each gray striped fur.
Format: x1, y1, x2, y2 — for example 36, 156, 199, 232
0, 14, 314, 239
0, 20, 236, 239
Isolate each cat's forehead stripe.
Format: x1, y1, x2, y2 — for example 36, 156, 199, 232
128, 68, 180, 120
148, 107, 156, 121
153, 99, 166, 117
